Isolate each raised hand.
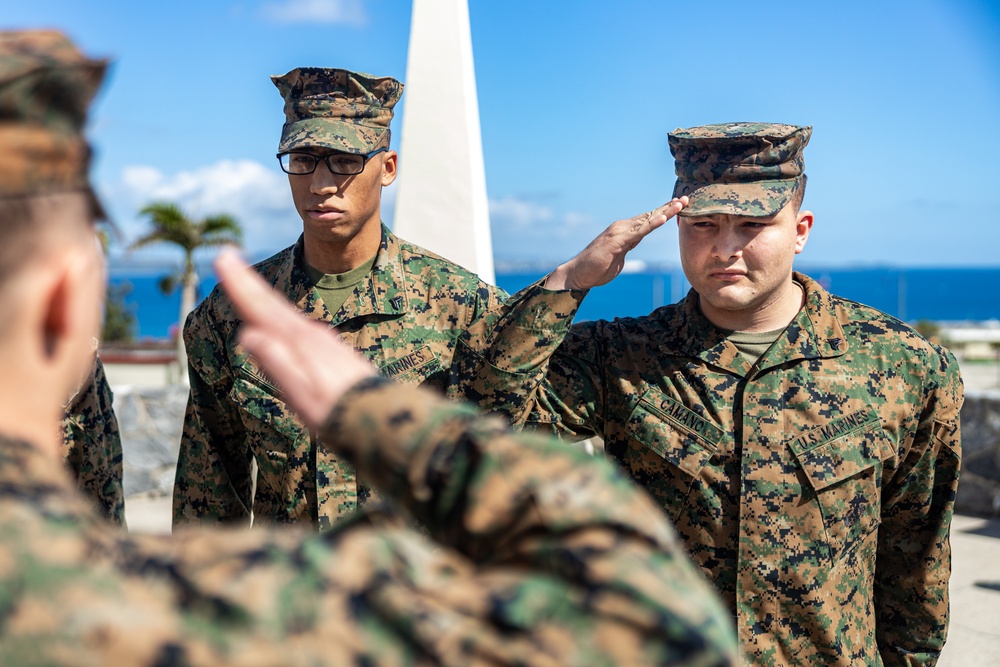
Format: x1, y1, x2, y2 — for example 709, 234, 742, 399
544, 197, 687, 291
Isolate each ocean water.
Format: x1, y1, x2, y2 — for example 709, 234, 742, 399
109, 266, 1000, 340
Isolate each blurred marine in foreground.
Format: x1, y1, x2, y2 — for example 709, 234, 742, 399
0, 29, 738, 665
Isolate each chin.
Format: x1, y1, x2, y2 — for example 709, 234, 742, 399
701, 283, 747, 303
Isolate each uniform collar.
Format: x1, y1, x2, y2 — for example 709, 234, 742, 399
658, 272, 847, 375
273, 224, 411, 325
773, 272, 849, 362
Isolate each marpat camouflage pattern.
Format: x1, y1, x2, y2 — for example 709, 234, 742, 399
452, 272, 963, 666
2, 378, 741, 666
173, 228, 508, 530
272, 67, 403, 154
61, 355, 125, 526
670, 122, 811, 218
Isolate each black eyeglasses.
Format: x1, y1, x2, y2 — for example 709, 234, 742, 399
277, 147, 387, 176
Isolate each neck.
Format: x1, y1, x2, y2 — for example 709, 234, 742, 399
0, 335, 72, 462
303, 219, 382, 274
0, 386, 63, 462
700, 279, 805, 333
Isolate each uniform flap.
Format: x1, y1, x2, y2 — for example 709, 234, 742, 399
230, 371, 304, 443
790, 410, 888, 492
627, 389, 721, 478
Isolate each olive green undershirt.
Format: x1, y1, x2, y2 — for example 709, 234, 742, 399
723, 281, 804, 364
726, 327, 787, 365
303, 255, 378, 317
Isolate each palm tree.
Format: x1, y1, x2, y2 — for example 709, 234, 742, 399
130, 202, 242, 383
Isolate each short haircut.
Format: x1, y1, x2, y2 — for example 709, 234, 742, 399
790, 175, 808, 212
0, 190, 95, 286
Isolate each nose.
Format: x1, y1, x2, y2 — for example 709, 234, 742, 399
309, 162, 341, 195
712, 225, 744, 261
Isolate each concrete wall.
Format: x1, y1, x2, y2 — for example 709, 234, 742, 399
115, 385, 186, 498
956, 390, 1000, 516
115, 386, 1000, 518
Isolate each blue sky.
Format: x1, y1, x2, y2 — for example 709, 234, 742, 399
5, 0, 999, 268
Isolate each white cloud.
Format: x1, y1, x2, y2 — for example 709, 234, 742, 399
488, 196, 597, 262
488, 196, 554, 228
486, 194, 680, 265
112, 159, 299, 257
258, 0, 368, 25
562, 211, 597, 228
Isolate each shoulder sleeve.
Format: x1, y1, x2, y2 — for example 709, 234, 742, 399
447, 278, 596, 432
875, 343, 963, 665
172, 297, 253, 527
61, 356, 126, 526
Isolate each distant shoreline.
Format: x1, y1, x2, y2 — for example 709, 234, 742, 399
107, 265, 1000, 340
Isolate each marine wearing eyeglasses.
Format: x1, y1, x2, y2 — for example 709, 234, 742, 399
172, 67, 510, 531
278, 147, 388, 176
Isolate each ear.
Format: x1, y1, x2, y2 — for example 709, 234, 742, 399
794, 209, 814, 254
40, 264, 77, 363
380, 150, 398, 187
39, 248, 101, 380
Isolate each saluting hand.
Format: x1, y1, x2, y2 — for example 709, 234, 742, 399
544, 197, 688, 291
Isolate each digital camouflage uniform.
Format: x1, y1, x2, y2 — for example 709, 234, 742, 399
173, 67, 508, 531
61, 355, 126, 526
174, 229, 507, 529
0, 29, 740, 666
1, 378, 741, 666
453, 124, 964, 666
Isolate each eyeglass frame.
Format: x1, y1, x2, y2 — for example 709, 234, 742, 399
276, 147, 389, 176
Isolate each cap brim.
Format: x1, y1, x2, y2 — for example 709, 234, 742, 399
278, 118, 386, 154
675, 178, 801, 218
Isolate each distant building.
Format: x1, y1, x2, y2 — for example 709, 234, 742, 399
939, 322, 1000, 361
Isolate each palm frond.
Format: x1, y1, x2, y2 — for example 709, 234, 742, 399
130, 201, 245, 256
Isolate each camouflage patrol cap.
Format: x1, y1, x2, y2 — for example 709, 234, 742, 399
272, 67, 403, 155
669, 122, 812, 217
0, 29, 107, 215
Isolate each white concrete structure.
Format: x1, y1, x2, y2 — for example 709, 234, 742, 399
942, 322, 1000, 360
393, 0, 495, 284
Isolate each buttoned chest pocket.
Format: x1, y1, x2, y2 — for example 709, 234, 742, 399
623, 390, 722, 523
230, 365, 305, 487
791, 411, 893, 563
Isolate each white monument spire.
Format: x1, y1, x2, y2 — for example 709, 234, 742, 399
393, 0, 495, 284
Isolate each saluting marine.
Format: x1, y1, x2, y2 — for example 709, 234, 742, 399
455, 122, 963, 666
